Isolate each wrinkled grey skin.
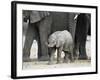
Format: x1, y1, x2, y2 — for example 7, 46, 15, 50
74, 13, 90, 60
47, 30, 74, 64
23, 11, 78, 61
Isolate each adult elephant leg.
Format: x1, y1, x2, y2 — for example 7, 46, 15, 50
79, 38, 88, 59
23, 23, 38, 62
75, 13, 90, 59
48, 47, 56, 65
38, 16, 52, 61
73, 37, 80, 60
36, 32, 41, 59
79, 29, 88, 59
67, 13, 78, 60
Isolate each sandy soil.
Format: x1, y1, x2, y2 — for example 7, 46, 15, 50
23, 60, 91, 70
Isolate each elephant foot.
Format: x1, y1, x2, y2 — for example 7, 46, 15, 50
23, 57, 32, 62
70, 59, 74, 63
56, 60, 62, 64
70, 56, 74, 63
63, 58, 72, 63
74, 56, 79, 61
69, 57, 74, 63
38, 56, 49, 61
78, 55, 88, 60
63, 60, 69, 63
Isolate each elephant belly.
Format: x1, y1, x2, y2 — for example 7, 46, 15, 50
63, 44, 71, 52
51, 12, 69, 32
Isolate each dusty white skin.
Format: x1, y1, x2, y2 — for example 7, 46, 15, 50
48, 30, 73, 51
48, 30, 74, 64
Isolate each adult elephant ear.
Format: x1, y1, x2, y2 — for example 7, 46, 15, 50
23, 10, 32, 22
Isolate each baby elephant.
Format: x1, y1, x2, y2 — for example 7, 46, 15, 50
47, 30, 74, 64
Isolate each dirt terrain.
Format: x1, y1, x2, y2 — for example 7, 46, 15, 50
23, 59, 91, 70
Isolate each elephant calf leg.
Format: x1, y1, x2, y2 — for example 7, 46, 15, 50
63, 51, 70, 63
48, 48, 56, 65
57, 47, 62, 64
63, 51, 74, 63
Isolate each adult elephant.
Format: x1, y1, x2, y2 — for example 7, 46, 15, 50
23, 11, 52, 61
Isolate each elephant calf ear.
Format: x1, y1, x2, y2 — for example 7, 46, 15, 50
56, 40, 60, 48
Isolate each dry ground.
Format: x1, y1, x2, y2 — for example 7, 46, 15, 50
23, 60, 91, 70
